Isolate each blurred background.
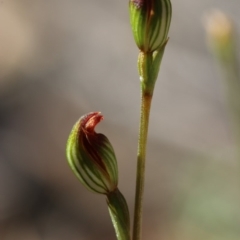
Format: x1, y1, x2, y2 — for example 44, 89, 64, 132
1, 0, 240, 239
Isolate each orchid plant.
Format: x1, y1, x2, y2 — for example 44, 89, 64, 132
66, 1, 172, 240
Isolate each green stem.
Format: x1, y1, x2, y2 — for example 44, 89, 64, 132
133, 90, 152, 240
132, 46, 166, 240
107, 188, 131, 240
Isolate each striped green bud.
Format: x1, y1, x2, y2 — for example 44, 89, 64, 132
66, 112, 118, 194
129, 0, 172, 53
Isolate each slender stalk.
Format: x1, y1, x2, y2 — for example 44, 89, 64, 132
133, 90, 152, 240
132, 46, 166, 240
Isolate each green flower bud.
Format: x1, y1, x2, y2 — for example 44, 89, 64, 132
66, 112, 118, 194
129, 0, 172, 53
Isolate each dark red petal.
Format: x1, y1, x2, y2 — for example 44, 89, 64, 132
78, 112, 110, 179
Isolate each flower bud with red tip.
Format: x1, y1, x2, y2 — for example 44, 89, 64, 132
66, 112, 118, 194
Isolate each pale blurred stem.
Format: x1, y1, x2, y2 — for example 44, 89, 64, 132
225, 64, 240, 157
133, 89, 152, 240
218, 42, 240, 158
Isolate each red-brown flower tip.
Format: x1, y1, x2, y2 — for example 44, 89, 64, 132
81, 112, 103, 135
132, 0, 144, 8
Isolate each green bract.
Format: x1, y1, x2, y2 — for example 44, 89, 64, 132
129, 0, 172, 53
107, 189, 131, 240
66, 112, 118, 194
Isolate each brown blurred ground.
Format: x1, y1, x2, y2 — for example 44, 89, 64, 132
0, 1, 240, 239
